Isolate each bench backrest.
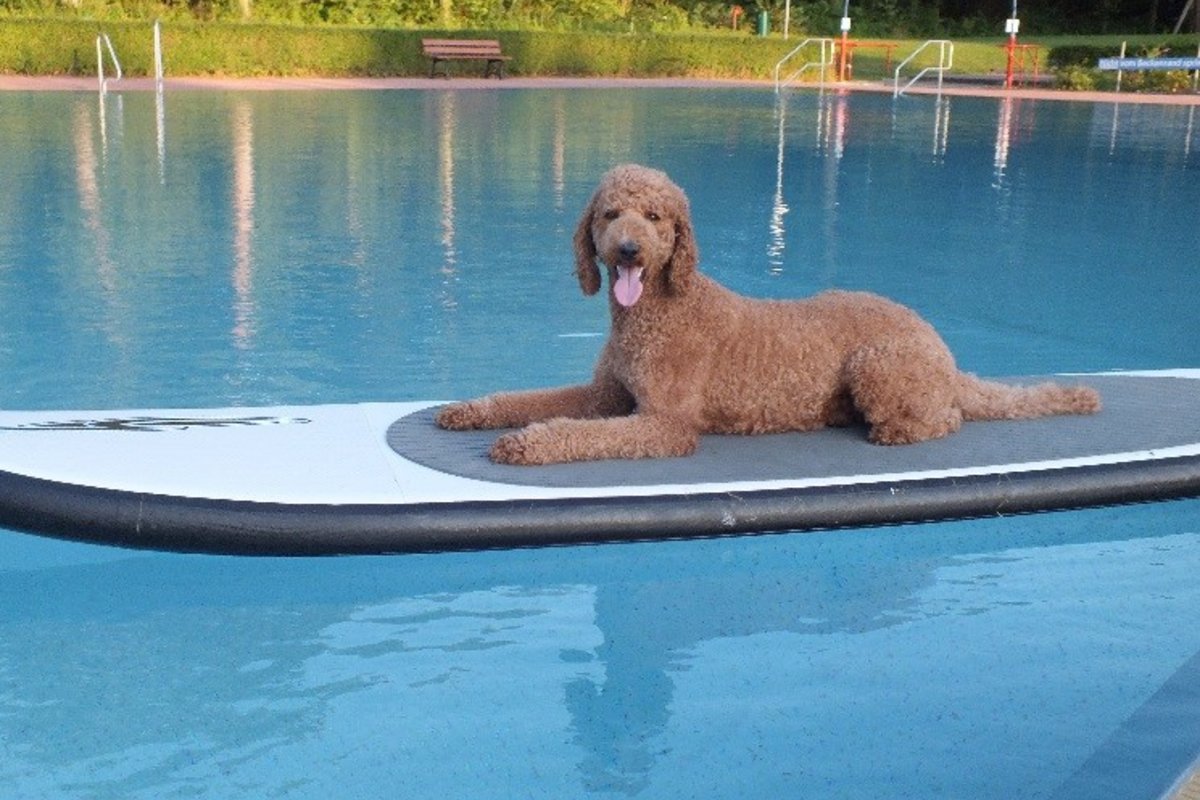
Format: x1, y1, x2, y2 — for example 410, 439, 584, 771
422, 39, 505, 57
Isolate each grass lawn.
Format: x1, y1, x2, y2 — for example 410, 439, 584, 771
0, 17, 1196, 85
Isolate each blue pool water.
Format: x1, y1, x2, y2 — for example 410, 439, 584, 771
1, 86, 1199, 798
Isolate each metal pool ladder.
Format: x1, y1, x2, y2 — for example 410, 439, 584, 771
97, 22, 165, 95
775, 38, 836, 93
894, 39, 954, 97
96, 32, 122, 95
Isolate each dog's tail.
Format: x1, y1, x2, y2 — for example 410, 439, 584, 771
955, 373, 1101, 421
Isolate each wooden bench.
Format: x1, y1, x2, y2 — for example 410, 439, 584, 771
422, 39, 511, 79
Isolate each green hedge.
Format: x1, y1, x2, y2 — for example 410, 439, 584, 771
0, 18, 804, 78
6, 20, 1194, 84
1046, 38, 1200, 93
1046, 39, 1200, 68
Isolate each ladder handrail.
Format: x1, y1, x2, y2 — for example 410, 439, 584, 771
893, 39, 954, 97
153, 20, 164, 90
774, 37, 836, 93
96, 32, 123, 95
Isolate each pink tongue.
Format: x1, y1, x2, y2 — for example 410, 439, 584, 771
614, 266, 644, 307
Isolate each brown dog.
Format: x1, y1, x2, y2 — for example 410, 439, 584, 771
436, 164, 1100, 465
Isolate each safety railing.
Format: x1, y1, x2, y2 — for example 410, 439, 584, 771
153, 20, 164, 90
96, 32, 123, 95
893, 39, 954, 97
774, 38, 836, 93
97, 22, 163, 94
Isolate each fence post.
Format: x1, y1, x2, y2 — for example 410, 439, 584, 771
1115, 41, 1126, 93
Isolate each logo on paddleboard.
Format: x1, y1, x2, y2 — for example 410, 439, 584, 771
0, 415, 312, 432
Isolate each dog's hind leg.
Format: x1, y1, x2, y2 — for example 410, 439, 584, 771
845, 341, 964, 445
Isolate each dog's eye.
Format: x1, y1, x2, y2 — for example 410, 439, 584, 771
602, 209, 620, 221
646, 211, 661, 222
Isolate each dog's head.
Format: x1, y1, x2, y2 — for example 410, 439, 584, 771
573, 164, 698, 308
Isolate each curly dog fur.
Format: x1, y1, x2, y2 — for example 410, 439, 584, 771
437, 164, 1101, 465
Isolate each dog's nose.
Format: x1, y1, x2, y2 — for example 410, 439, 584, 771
618, 241, 640, 261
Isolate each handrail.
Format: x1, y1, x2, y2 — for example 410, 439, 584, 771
893, 39, 954, 97
774, 37, 836, 93
153, 20, 164, 90
96, 32, 123, 95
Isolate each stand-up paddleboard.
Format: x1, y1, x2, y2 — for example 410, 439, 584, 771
0, 370, 1198, 556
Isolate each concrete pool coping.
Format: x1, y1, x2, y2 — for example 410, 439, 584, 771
1171, 760, 1200, 800
2, 73, 1200, 104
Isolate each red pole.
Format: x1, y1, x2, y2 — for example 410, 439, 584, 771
839, 31, 849, 81
1004, 3, 1019, 89
838, 2, 851, 81
1005, 33, 1016, 88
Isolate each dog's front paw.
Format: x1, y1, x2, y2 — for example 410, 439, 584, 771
435, 399, 493, 430
489, 425, 563, 466
489, 429, 538, 465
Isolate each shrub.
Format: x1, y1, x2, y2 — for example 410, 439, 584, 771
0, 18, 801, 78
1048, 39, 1200, 68
1048, 40, 1199, 94
1053, 64, 1098, 90
1121, 68, 1194, 93
1046, 44, 1110, 69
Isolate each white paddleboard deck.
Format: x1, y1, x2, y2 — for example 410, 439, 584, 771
0, 370, 1198, 555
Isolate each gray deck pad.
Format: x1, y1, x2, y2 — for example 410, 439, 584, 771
388, 375, 1196, 487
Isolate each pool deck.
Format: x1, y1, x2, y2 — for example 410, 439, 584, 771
1171, 759, 1200, 800
2, 73, 1200, 104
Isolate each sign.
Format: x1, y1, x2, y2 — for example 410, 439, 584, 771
1097, 57, 1200, 71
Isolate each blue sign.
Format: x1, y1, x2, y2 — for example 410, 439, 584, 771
1097, 56, 1200, 71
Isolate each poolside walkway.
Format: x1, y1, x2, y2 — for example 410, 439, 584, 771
2, 73, 1200, 105
1, 75, 762, 92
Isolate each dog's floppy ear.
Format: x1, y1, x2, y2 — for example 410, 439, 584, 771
666, 198, 699, 293
573, 192, 601, 296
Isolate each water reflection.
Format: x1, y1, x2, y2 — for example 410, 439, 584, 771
231, 100, 256, 350
3, 504, 1200, 798
553, 93, 568, 212
1097, 101, 1200, 162
96, 91, 123, 161
343, 108, 368, 274
817, 90, 849, 159
932, 94, 951, 160
993, 96, 1016, 186
4, 84, 1200, 798
768, 94, 791, 273
1108, 102, 1122, 156
72, 101, 117, 300
438, 91, 458, 275
818, 93, 846, 278
7, 88, 1199, 404
155, 85, 165, 183
890, 94, 952, 161
1188, 105, 1197, 160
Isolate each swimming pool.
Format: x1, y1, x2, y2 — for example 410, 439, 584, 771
1, 86, 1198, 798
